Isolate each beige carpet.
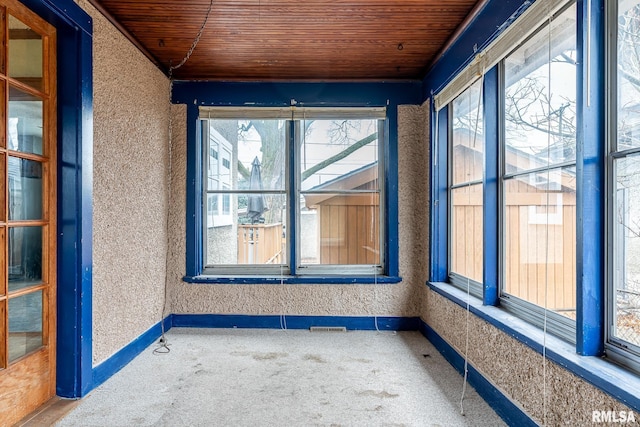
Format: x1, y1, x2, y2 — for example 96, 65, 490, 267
56, 328, 505, 427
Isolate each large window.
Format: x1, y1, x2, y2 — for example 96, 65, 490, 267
201, 108, 385, 276
449, 79, 484, 295
608, 0, 640, 370
500, 3, 577, 338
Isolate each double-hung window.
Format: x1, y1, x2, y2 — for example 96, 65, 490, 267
449, 79, 484, 297
607, 0, 640, 371
200, 107, 386, 277
499, 3, 578, 340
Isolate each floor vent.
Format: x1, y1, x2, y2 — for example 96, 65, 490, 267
309, 326, 347, 332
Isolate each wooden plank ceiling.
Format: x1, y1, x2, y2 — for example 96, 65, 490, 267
89, 0, 482, 81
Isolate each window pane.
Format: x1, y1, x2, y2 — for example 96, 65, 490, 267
612, 155, 640, 348
300, 119, 378, 191
8, 226, 42, 292
504, 4, 577, 173
8, 290, 43, 363
451, 184, 483, 283
8, 14, 43, 91
503, 168, 576, 317
300, 192, 379, 265
299, 119, 381, 267
8, 85, 43, 155
452, 79, 484, 185
617, 1, 640, 150
206, 119, 285, 192
8, 156, 42, 221
205, 118, 287, 267
206, 193, 286, 265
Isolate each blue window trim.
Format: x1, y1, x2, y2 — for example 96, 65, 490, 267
482, 66, 500, 306
184, 275, 403, 285
174, 81, 421, 283
430, 105, 448, 283
426, 0, 617, 396
576, 0, 605, 357
21, 0, 94, 398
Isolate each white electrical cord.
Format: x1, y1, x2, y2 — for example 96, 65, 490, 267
155, 0, 215, 356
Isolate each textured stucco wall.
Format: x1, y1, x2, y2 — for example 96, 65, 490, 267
77, 0, 171, 365
168, 104, 430, 316
423, 285, 636, 424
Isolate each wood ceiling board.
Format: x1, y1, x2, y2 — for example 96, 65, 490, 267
92, 0, 482, 80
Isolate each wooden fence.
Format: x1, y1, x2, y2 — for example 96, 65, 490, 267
237, 223, 284, 264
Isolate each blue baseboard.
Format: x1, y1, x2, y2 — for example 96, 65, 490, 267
172, 314, 419, 331
419, 320, 535, 427
91, 315, 172, 390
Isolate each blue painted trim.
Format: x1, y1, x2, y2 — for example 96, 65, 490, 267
180, 82, 418, 278
185, 104, 201, 277
428, 282, 640, 412
21, 0, 94, 399
24, 0, 92, 34
92, 316, 173, 389
289, 120, 297, 275
385, 109, 399, 277
172, 314, 419, 331
430, 106, 448, 282
576, 0, 605, 357
423, 0, 535, 99
172, 81, 422, 107
419, 320, 536, 427
482, 66, 499, 306
183, 275, 403, 284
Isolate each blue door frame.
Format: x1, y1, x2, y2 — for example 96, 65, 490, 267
19, 0, 94, 398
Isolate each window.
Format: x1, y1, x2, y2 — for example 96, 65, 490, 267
607, 0, 640, 371
200, 108, 386, 276
499, 3, 577, 340
449, 79, 484, 296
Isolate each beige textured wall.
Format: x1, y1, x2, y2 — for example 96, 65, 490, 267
423, 286, 636, 425
76, 0, 171, 365
168, 104, 430, 317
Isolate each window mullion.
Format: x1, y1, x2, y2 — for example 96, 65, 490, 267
288, 119, 298, 275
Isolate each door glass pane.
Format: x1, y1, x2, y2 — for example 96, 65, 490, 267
504, 4, 577, 173
0, 227, 5, 297
8, 156, 42, 221
204, 118, 287, 267
503, 167, 576, 317
617, 1, 640, 150
299, 119, 381, 266
8, 85, 43, 155
612, 155, 640, 348
0, 153, 5, 222
8, 226, 42, 292
0, 300, 5, 369
8, 290, 43, 363
8, 14, 43, 91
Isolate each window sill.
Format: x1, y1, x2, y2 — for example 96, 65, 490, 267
184, 275, 403, 285
427, 281, 640, 413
